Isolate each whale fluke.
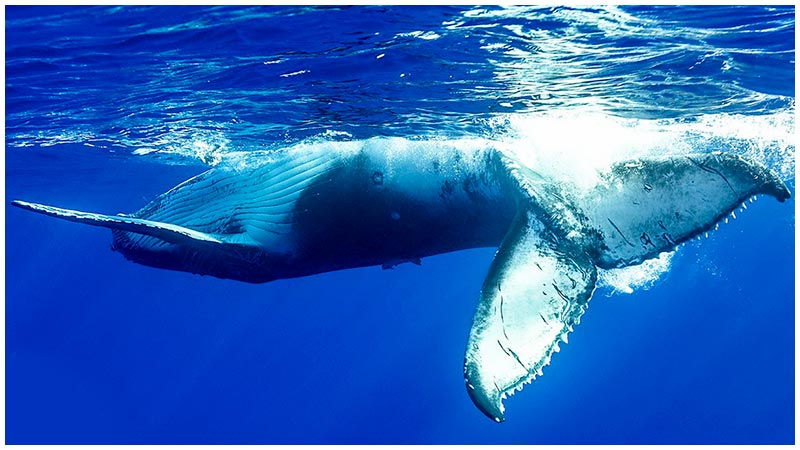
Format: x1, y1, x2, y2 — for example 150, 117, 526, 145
462, 149, 790, 421
464, 207, 597, 422
579, 152, 792, 268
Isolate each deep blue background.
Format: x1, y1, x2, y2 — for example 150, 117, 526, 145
5, 6, 795, 444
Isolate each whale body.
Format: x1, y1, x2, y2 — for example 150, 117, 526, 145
12, 137, 791, 422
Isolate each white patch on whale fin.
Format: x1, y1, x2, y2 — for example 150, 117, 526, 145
464, 207, 597, 423
578, 152, 791, 268
11, 200, 222, 246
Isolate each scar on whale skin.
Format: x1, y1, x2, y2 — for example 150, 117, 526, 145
11, 139, 791, 422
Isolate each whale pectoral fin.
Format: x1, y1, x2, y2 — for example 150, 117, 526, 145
11, 200, 222, 246
464, 208, 597, 422
582, 153, 791, 268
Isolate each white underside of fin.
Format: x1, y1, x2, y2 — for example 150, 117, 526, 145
11, 200, 222, 246
464, 208, 597, 422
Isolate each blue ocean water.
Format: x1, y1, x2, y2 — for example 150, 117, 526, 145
4, 5, 795, 444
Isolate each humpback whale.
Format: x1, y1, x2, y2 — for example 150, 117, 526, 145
11, 137, 791, 422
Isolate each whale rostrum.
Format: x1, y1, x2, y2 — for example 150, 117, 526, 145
11, 138, 791, 422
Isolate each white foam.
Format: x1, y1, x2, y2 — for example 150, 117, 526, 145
396, 30, 441, 40
668, 107, 797, 180
486, 107, 796, 191
598, 252, 673, 295
488, 110, 682, 190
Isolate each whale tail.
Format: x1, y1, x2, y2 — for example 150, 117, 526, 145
580, 152, 791, 268
464, 151, 790, 422
10, 200, 223, 246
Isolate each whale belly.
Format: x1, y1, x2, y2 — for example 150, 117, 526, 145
288, 146, 517, 277
110, 140, 516, 282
